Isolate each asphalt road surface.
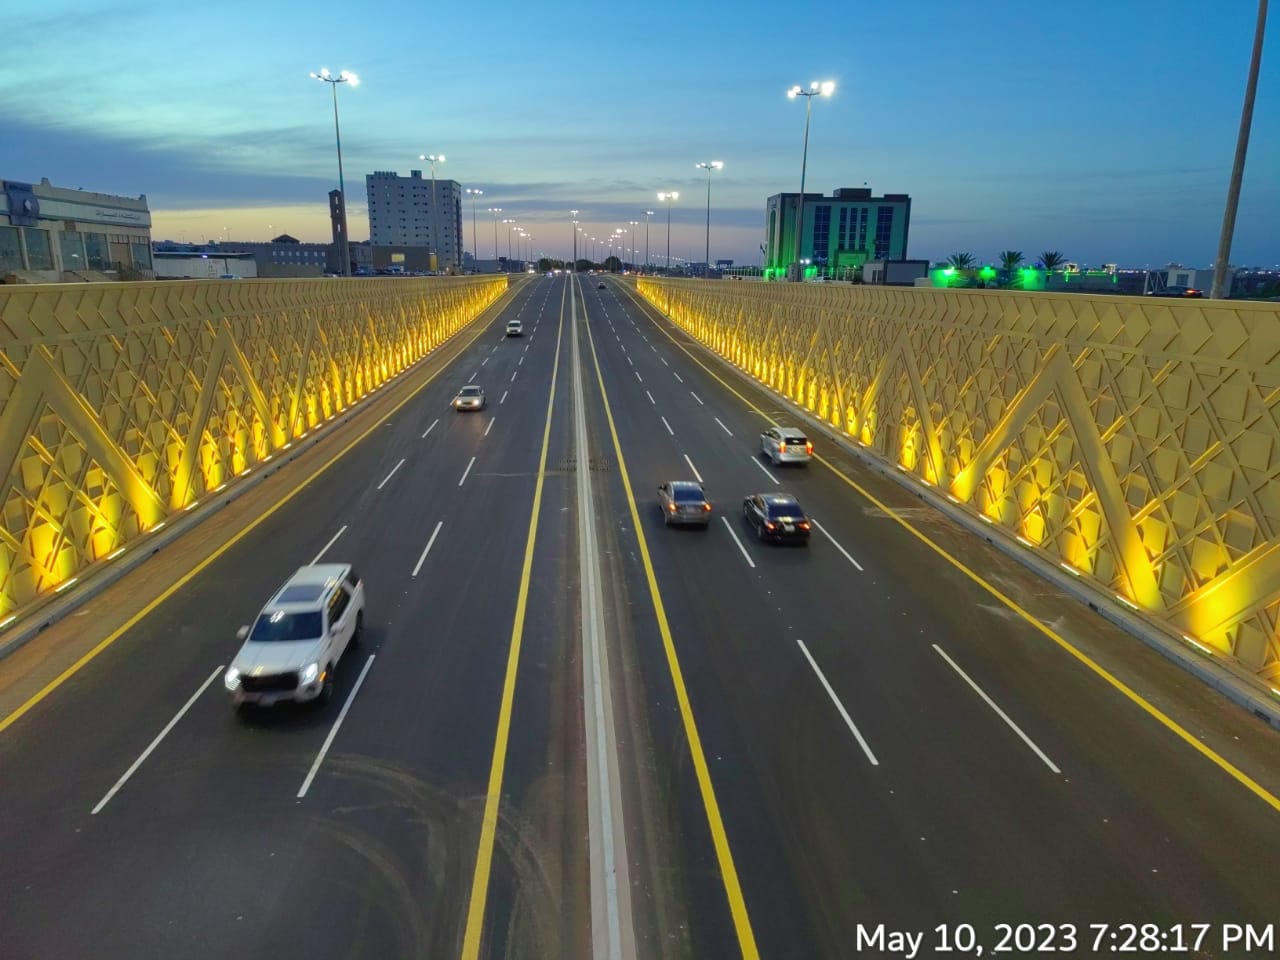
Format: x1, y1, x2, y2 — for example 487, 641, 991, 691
1, 274, 1277, 960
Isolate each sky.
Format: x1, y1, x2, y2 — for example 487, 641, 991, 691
1, 0, 1276, 268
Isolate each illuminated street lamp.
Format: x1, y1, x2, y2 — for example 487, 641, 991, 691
643, 210, 655, 271
787, 80, 835, 281
570, 209, 579, 268
627, 221, 639, 271
503, 219, 518, 262
657, 191, 679, 272
418, 153, 446, 269
465, 188, 483, 272
310, 67, 359, 276
695, 161, 723, 276
487, 207, 503, 260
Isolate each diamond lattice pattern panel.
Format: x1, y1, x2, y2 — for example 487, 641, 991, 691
0, 276, 505, 618
637, 280, 1280, 681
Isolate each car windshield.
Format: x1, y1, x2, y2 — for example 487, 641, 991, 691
460, 386, 482, 396
767, 500, 803, 519
249, 610, 323, 643
674, 487, 704, 502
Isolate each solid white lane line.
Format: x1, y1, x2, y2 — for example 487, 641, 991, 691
796, 638, 879, 766
412, 520, 444, 577
500, 390, 509, 404
92, 666, 223, 814
812, 519, 864, 571
673, 372, 684, 383
312, 524, 348, 564
750, 456, 781, 485
660, 416, 675, 436
690, 391, 704, 405
683, 453, 703, 483
714, 417, 733, 436
459, 456, 476, 487
932, 644, 1061, 774
720, 516, 756, 569
485, 416, 495, 436
376, 457, 407, 490
468, 371, 477, 383
297, 654, 377, 799
645, 390, 656, 405
421, 418, 439, 439
511, 370, 519, 382
481, 357, 489, 366
635, 371, 643, 383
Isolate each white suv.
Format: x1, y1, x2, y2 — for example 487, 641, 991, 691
761, 426, 813, 465
505, 319, 523, 336
224, 563, 365, 708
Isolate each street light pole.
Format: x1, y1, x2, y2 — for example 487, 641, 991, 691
787, 81, 835, 281
465, 188, 483, 272
570, 210, 579, 270
310, 67, 360, 277
503, 220, 516, 261
627, 221, 639, 272
643, 210, 655, 271
695, 162, 723, 276
419, 153, 446, 270
658, 191, 679, 272
488, 207, 503, 261
1211, 0, 1268, 300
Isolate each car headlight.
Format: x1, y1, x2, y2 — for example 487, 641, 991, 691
224, 667, 241, 691
300, 662, 320, 685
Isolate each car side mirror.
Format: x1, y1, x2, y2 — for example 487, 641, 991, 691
236, 625, 250, 641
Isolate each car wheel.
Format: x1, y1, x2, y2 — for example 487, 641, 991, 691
351, 610, 364, 646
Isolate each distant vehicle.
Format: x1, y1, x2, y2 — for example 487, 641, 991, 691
505, 319, 523, 337
742, 493, 811, 544
1148, 285, 1203, 298
218, 274, 241, 280
760, 426, 813, 466
454, 384, 486, 411
597, 282, 606, 290
224, 564, 365, 708
657, 481, 712, 527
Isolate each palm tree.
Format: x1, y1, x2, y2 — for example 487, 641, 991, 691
1040, 250, 1065, 271
999, 250, 1024, 271
946, 252, 976, 269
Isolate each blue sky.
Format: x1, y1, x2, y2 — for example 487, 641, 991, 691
1, 0, 1276, 267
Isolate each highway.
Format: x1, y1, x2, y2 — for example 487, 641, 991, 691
1, 273, 1278, 959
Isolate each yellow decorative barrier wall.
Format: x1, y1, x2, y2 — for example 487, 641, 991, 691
638, 279, 1280, 682
0, 276, 505, 618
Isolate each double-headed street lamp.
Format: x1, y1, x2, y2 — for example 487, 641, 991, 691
465, 188, 483, 271
419, 153, 446, 269
695, 161, 724, 276
502, 219, 517, 261
627, 221, 639, 271
309, 67, 360, 277
643, 209, 655, 271
487, 207, 503, 260
787, 80, 835, 281
657, 191, 679, 271
570, 210, 580, 268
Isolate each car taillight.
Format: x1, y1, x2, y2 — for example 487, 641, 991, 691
806, 441, 814, 454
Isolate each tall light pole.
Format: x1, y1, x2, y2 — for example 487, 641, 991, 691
695, 161, 723, 276
487, 207, 503, 261
627, 221, 639, 271
310, 67, 359, 277
570, 210, 580, 269
1211, 0, 1268, 299
419, 153, 446, 270
503, 219, 517, 261
643, 210, 655, 271
787, 80, 835, 281
657, 191, 679, 273
465, 188, 483, 272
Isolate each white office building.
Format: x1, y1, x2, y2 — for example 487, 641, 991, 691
366, 169, 462, 270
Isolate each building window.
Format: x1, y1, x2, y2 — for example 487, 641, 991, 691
838, 208, 849, 248
0, 226, 22, 271
84, 232, 110, 269
59, 231, 86, 271
811, 205, 831, 265
874, 206, 894, 259
857, 208, 868, 254
24, 228, 54, 270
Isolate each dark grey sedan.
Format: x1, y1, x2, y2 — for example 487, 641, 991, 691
658, 481, 712, 527
742, 493, 811, 543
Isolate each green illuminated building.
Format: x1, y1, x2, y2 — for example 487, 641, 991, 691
764, 187, 911, 280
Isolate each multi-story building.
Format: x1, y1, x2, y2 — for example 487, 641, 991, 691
1, 177, 153, 282
764, 187, 910, 279
365, 169, 462, 270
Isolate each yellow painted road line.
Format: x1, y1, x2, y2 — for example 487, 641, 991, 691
0, 297, 509, 737
460, 279, 567, 959
619, 283, 1280, 816
582, 278, 760, 958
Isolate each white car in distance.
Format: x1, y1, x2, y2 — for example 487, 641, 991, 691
224, 563, 365, 708
506, 319, 523, 336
